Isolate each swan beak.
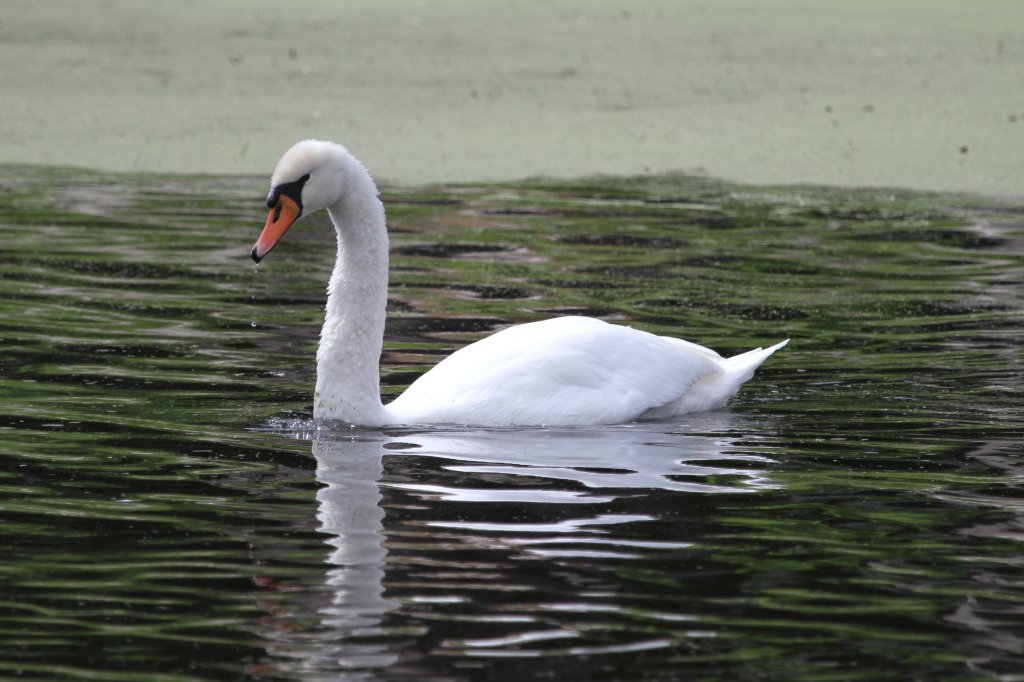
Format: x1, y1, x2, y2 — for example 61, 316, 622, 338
252, 195, 301, 263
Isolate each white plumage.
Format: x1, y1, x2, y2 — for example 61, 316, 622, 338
388, 317, 785, 425
252, 140, 787, 427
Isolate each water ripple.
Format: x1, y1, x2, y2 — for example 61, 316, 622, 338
2, 167, 1023, 680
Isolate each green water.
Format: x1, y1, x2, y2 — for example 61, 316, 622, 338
1, 166, 1022, 680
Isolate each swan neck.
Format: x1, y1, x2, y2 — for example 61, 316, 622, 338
314, 166, 390, 424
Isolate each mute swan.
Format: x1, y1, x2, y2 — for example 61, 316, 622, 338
251, 140, 787, 426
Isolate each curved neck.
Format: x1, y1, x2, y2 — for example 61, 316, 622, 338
313, 164, 391, 424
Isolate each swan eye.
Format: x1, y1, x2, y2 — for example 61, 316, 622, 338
266, 173, 312, 209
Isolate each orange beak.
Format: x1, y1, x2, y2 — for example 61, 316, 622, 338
251, 195, 301, 262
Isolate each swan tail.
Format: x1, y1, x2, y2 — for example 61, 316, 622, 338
697, 338, 789, 411
642, 339, 789, 419
721, 338, 789, 386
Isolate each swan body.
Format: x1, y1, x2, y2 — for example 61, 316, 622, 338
252, 140, 787, 427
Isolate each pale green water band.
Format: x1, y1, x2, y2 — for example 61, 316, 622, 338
1, 0, 1021, 197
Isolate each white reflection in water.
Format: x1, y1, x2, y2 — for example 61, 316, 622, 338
385, 417, 778, 499
291, 411, 779, 672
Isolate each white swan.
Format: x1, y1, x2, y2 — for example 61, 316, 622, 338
251, 140, 787, 426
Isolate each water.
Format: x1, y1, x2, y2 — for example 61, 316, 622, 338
1, 165, 1022, 680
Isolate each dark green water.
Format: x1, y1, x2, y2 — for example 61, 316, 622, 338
1, 165, 1022, 681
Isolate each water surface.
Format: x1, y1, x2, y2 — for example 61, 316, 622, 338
1, 166, 1022, 680
4, 0, 1024, 194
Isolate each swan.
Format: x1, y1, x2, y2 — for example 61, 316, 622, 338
251, 140, 787, 426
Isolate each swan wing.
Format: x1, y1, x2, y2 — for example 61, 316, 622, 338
386, 317, 727, 426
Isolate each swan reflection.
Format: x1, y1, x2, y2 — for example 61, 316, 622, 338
383, 417, 778, 499
293, 413, 778, 673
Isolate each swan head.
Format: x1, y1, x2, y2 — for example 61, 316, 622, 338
251, 140, 353, 263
